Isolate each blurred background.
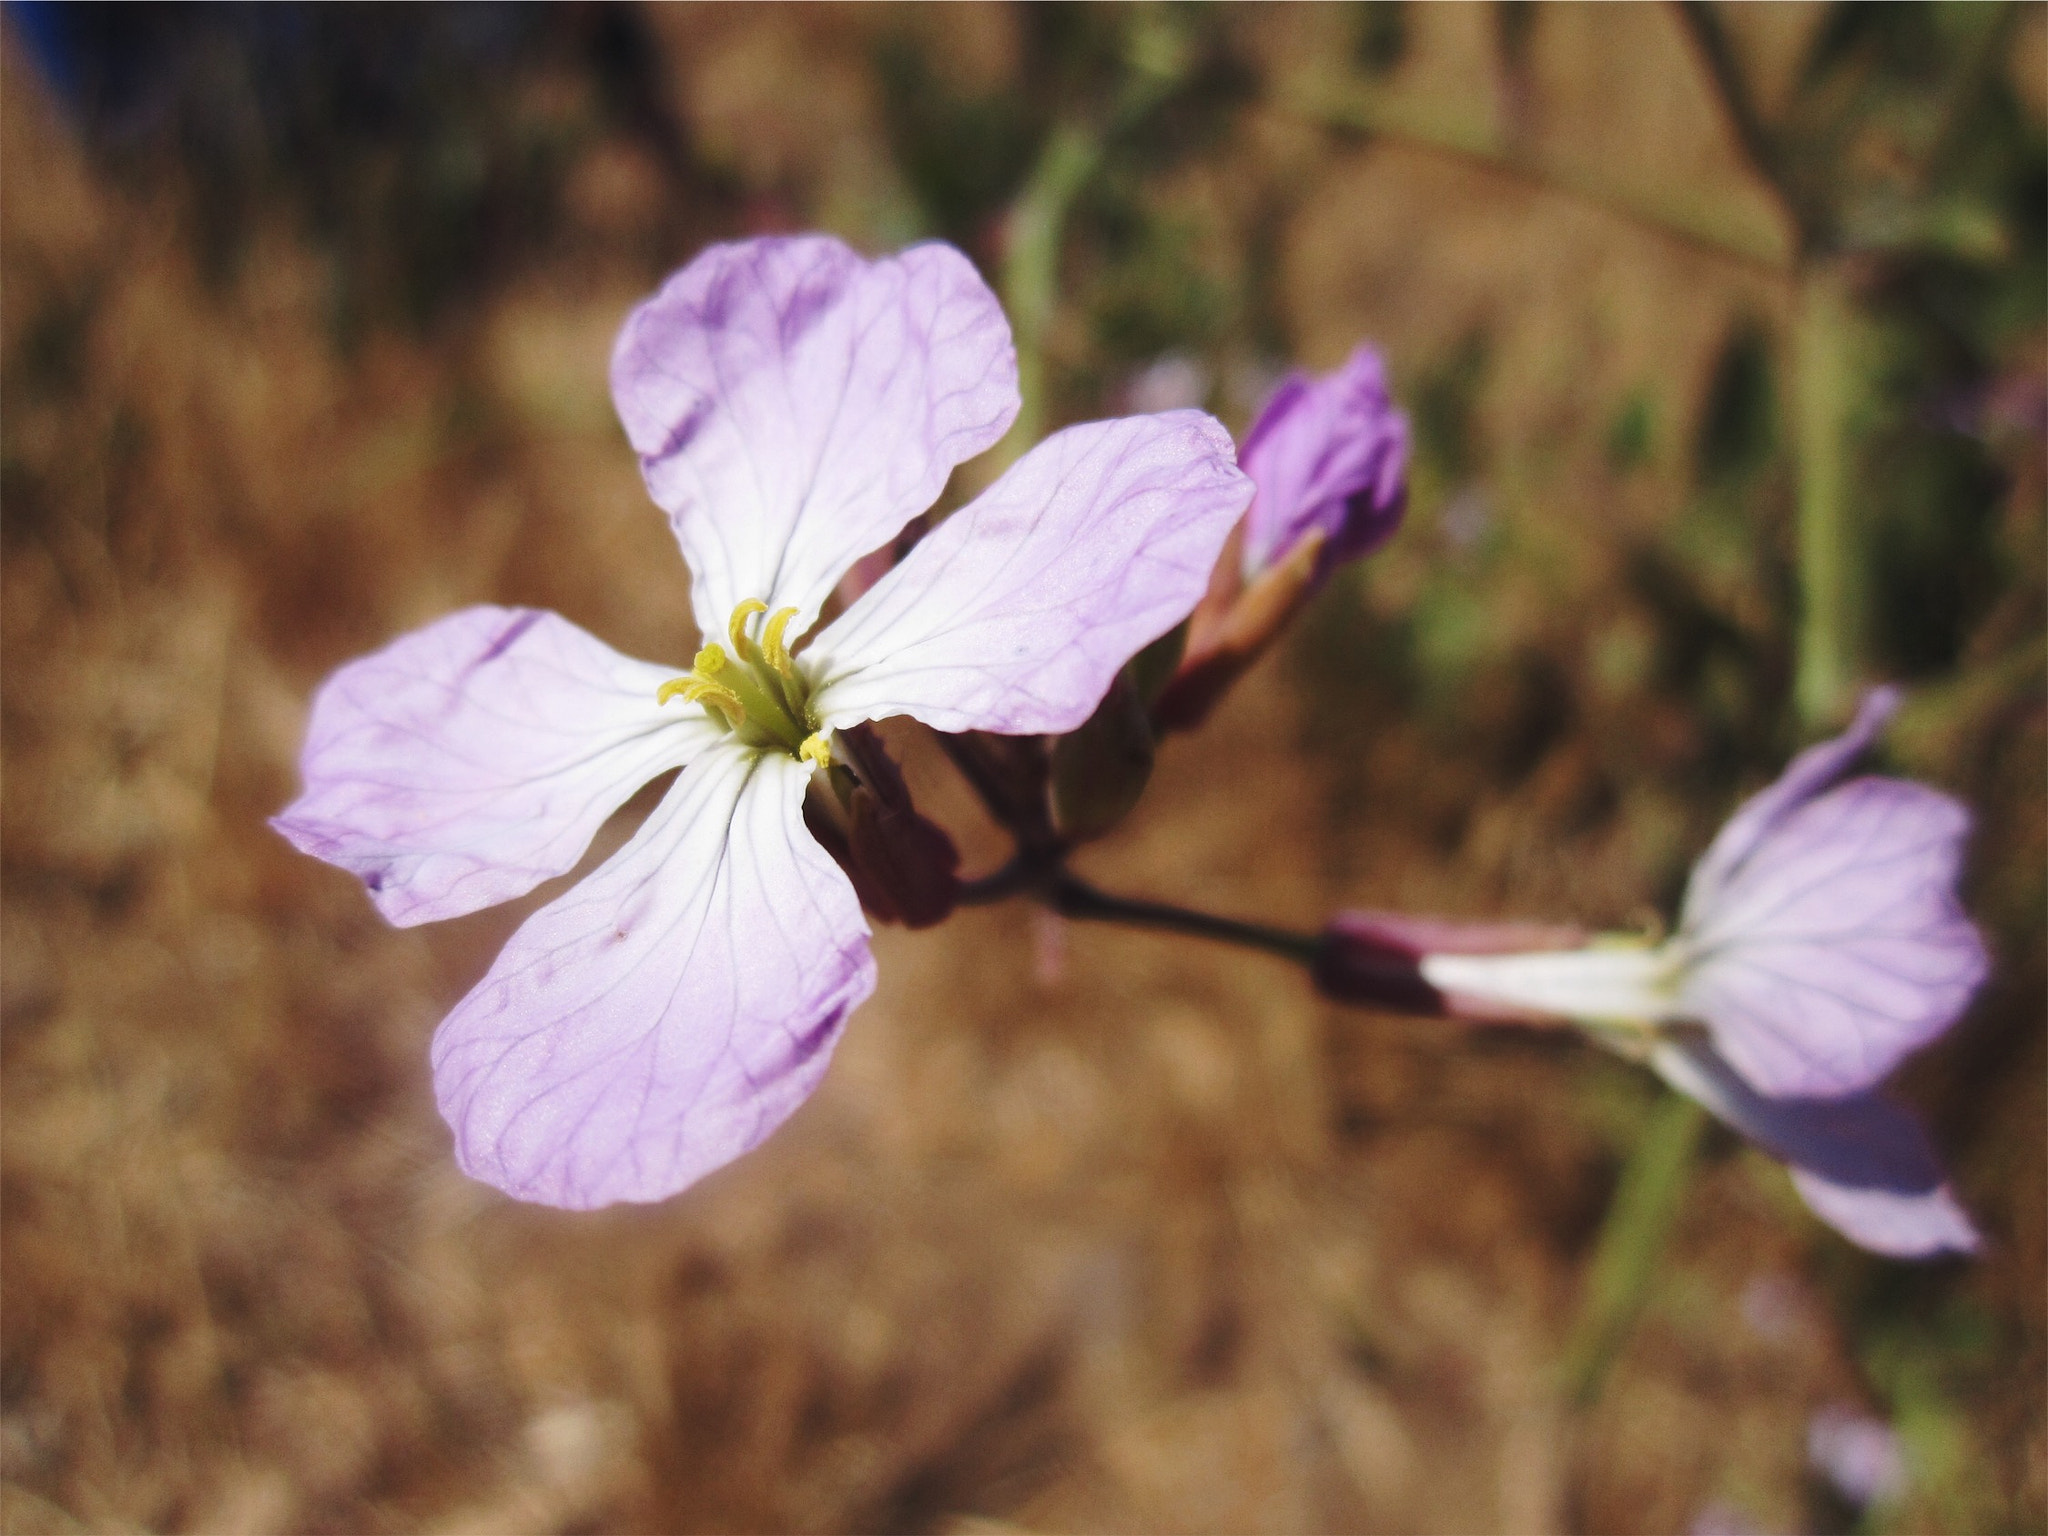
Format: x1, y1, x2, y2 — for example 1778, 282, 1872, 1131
2, 5, 2041, 1532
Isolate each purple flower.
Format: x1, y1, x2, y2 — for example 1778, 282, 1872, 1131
275, 236, 1252, 1208
1316, 690, 1986, 1257
1806, 1403, 1908, 1507
1420, 689, 1988, 1099
1237, 343, 1408, 582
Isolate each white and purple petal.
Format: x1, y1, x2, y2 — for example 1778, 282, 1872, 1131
1652, 1039, 1979, 1259
1786, 1170, 1983, 1261
273, 606, 710, 927
611, 236, 1019, 637
1679, 776, 1986, 1098
1683, 686, 1900, 921
431, 741, 874, 1209
805, 410, 1252, 736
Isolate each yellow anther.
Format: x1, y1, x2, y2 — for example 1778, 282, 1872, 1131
761, 606, 803, 678
692, 642, 728, 675
658, 676, 746, 732
680, 677, 743, 709
798, 731, 833, 771
728, 598, 769, 656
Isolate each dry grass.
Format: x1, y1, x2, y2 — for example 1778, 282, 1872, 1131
2, 8, 2041, 1533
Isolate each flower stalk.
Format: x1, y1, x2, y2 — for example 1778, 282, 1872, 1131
1793, 262, 1859, 732
1045, 875, 1321, 965
1558, 1093, 1710, 1407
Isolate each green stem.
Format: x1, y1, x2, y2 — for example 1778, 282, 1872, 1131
993, 9, 1196, 472
1675, 1, 1861, 737
1792, 262, 1857, 733
1281, 82, 1793, 280
997, 124, 1101, 468
1559, 1093, 1709, 1407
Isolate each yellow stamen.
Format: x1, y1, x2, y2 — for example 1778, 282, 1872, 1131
728, 598, 769, 657
654, 603, 821, 755
678, 677, 743, 709
657, 675, 747, 732
685, 680, 747, 731
760, 606, 803, 679
699, 697, 747, 732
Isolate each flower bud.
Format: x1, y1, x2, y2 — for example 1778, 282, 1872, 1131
1151, 527, 1325, 732
848, 784, 961, 929
1155, 344, 1408, 733
1239, 343, 1408, 583
826, 724, 962, 929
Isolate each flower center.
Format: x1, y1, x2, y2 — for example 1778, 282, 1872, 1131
658, 599, 832, 768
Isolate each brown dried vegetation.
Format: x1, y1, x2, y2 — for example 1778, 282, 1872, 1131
2, 7, 2041, 1533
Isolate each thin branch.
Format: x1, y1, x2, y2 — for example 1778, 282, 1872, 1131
1558, 1093, 1709, 1406
933, 731, 1055, 845
1048, 874, 1321, 965
1278, 82, 1794, 281
957, 849, 1319, 969
997, 121, 1102, 466
1673, 0, 1813, 252
956, 851, 1054, 907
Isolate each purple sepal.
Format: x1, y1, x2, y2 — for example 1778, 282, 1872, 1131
1238, 343, 1408, 581
1652, 1039, 1980, 1259
1312, 910, 1590, 1016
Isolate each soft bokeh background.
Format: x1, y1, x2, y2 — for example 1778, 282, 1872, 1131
3, 5, 2042, 1532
